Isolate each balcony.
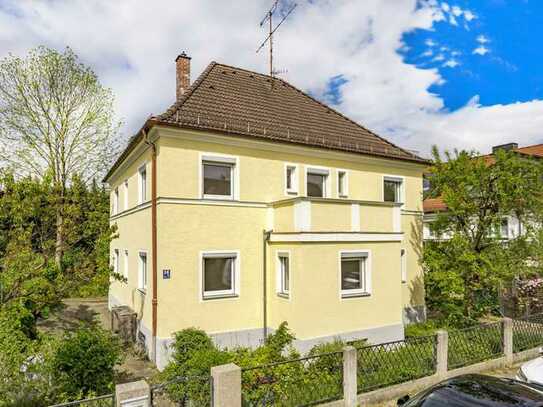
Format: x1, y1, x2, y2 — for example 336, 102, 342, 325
270, 197, 402, 242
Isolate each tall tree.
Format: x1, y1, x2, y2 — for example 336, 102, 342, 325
0, 46, 121, 269
423, 147, 543, 325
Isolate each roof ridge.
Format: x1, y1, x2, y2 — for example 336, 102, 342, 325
156, 61, 218, 121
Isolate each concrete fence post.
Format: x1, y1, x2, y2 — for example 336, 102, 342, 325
115, 380, 150, 407
503, 317, 513, 365
211, 363, 242, 407
436, 330, 448, 377
342, 346, 358, 407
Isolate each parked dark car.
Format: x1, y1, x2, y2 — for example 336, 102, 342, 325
398, 374, 543, 406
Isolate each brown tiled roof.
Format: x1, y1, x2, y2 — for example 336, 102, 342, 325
516, 144, 543, 157
423, 197, 447, 213
105, 62, 428, 182
156, 62, 427, 164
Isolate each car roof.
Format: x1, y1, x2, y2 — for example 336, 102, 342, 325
407, 374, 543, 407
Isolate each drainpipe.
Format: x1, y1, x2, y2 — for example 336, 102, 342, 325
263, 230, 272, 343
144, 130, 158, 363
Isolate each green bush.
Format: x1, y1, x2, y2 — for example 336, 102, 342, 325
405, 321, 442, 338
50, 325, 123, 400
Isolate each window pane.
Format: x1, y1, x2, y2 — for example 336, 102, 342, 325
307, 173, 325, 197
287, 167, 294, 189
204, 257, 233, 292
384, 180, 399, 202
500, 218, 508, 237
280, 256, 289, 292
338, 172, 345, 195
341, 259, 362, 290
204, 163, 232, 196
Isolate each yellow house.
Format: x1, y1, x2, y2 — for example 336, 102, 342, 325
104, 53, 428, 370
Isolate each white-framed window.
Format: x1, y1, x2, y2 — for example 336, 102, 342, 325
339, 250, 371, 298
200, 154, 238, 200
138, 164, 147, 204
285, 164, 298, 195
112, 249, 119, 274
383, 176, 404, 204
337, 169, 348, 198
123, 249, 129, 280
401, 248, 407, 283
276, 252, 290, 297
124, 179, 129, 210
201, 251, 239, 299
113, 187, 119, 215
138, 251, 148, 291
306, 167, 330, 198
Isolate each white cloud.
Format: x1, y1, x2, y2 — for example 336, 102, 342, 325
464, 10, 476, 21
477, 35, 490, 44
473, 46, 490, 56
0, 0, 539, 158
442, 59, 460, 68
425, 39, 437, 47
441, 2, 451, 12
451, 6, 463, 16
421, 49, 434, 57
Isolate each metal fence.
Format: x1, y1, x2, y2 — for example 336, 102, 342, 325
356, 335, 437, 393
150, 375, 212, 406
241, 351, 343, 406
513, 313, 543, 353
49, 394, 114, 407
447, 321, 504, 369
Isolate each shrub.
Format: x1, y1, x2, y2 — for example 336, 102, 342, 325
50, 325, 122, 399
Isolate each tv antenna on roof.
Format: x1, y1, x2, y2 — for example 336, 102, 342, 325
256, 0, 297, 85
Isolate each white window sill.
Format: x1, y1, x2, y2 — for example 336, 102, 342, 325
286, 190, 298, 195
203, 195, 235, 201
341, 291, 371, 299
202, 293, 239, 301
137, 288, 147, 295
277, 292, 290, 299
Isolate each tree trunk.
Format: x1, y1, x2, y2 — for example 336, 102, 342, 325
55, 190, 64, 271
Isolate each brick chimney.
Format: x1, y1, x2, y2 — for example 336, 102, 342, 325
175, 52, 191, 100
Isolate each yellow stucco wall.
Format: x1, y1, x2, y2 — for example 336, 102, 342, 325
267, 241, 403, 340
311, 201, 351, 232
109, 148, 153, 331
107, 126, 425, 344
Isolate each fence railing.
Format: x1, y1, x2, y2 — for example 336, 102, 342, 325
356, 335, 437, 393
48, 394, 114, 407
241, 352, 343, 406
150, 374, 212, 406
513, 313, 543, 353
52, 315, 543, 407
447, 321, 504, 369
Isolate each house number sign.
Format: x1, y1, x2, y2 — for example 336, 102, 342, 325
162, 269, 171, 279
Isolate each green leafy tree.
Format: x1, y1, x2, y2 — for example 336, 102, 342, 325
423, 147, 543, 325
0, 46, 122, 270
49, 326, 123, 400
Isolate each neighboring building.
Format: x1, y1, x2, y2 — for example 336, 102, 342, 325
104, 53, 428, 369
423, 142, 543, 241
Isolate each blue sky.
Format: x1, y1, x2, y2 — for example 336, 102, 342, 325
403, 0, 543, 111
1, 0, 543, 156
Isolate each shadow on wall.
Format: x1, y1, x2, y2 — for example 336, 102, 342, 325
406, 214, 426, 323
